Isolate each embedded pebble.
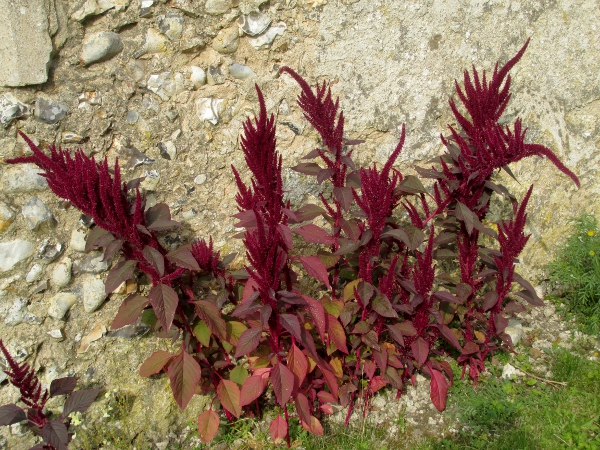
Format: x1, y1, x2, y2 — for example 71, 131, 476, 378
158, 141, 177, 160
78, 90, 102, 107
141, 170, 160, 191
212, 26, 239, 54
1, 164, 48, 193
37, 239, 63, 262
80, 32, 124, 66
207, 66, 225, 85
205, 0, 232, 15
70, 228, 88, 252
134, 28, 168, 58
48, 293, 77, 320
505, 318, 524, 346
72, 0, 131, 21
26, 264, 44, 283
34, 96, 68, 124
125, 110, 139, 124
51, 258, 73, 288
147, 72, 184, 101
248, 22, 286, 50
194, 174, 207, 185
157, 13, 184, 40
47, 329, 65, 341
62, 131, 84, 144
0, 93, 29, 128
21, 197, 55, 230
196, 98, 224, 125
229, 63, 256, 79
4, 298, 28, 326
0, 201, 16, 232
190, 66, 206, 88
73, 252, 109, 274
81, 276, 107, 313
0, 240, 34, 272
238, 11, 271, 36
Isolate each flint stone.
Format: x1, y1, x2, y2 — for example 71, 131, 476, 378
4, 298, 27, 326
70, 228, 87, 252
26, 263, 43, 283
0, 240, 34, 272
71, 0, 131, 21
34, 96, 68, 124
207, 66, 225, 85
0, 93, 30, 128
51, 258, 72, 288
73, 252, 109, 274
157, 13, 183, 40
0, 0, 52, 86
80, 32, 124, 66
48, 293, 77, 320
248, 22, 286, 50
190, 66, 206, 88
21, 197, 55, 230
80, 275, 107, 313
1, 164, 48, 193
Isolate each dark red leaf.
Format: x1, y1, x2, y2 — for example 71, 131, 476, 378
369, 376, 387, 393
494, 313, 509, 334
455, 201, 475, 235
197, 410, 219, 444
166, 246, 201, 271
397, 321, 417, 336
217, 379, 242, 418
317, 168, 334, 184
294, 224, 335, 245
432, 291, 461, 304
411, 337, 429, 367
361, 330, 380, 350
168, 349, 202, 410
42, 420, 69, 450
278, 224, 294, 250
270, 363, 294, 406
145, 203, 181, 231
62, 389, 101, 416
371, 294, 398, 318
292, 162, 321, 175
240, 375, 266, 406
399, 175, 427, 194
111, 294, 149, 330
280, 314, 302, 342
301, 295, 326, 342
430, 369, 449, 411
0, 404, 25, 426
50, 377, 77, 397
105, 259, 137, 294
333, 186, 353, 211
482, 291, 499, 311
288, 343, 308, 392
300, 256, 331, 289
148, 283, 178, 332
439, 325, 462, 351
294, 204, 327, 222
269, 415, 288, 443
234, 328, 262, 358
195, 300, 227, 340
295, 393, 311, 425
143, 246, 165, 277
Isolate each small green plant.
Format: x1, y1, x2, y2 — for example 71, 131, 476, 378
547, 214, 600, 334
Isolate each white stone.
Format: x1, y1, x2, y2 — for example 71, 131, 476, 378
229, 63, 255, 79
247, 22, 286, 50
81, 276, 107, 313
4, 298, 28, 326
501, 363, 524, 379
505, 319, 524, 346
26, 263, 44, 283
205, 0, 232, 14
21, 197, 55, 230
48, 293, 77, 320
0, 240, 34, 272
1, 164, 48, 193
51, 258, 72, 288
190, 66, 206, 89
194, 174, 207, 185
70, 228, 87, 252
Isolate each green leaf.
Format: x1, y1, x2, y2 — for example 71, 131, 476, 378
195, 300, 227, 340
230, 366, 249, 386
167, 350, 202, 410
193, 320, 211, 347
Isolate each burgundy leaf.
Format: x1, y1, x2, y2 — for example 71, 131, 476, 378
302, 295, 326, 342
399, 175, 427, 194
110, 294, 149, 330
294, 224, 335, 245
333, 186, 354, 211
294, 204, 327, 222
369, 376, 388, 393
148, 283, 178, 332
145, 203, 180, 231
197, 410, 219, 444
288, 343, 308, 392
62, 389, 101, 416
482, 291, 499, 311
166, 246, 201, 271
371, 294, 398, 318
234, 328, 262, 358
430, 369, 449, 411
278, 224, 294, 249
361, 330, 380, 350
270, 362, 294, 406
292, 162, 322, 175
85, 227, 112, 252
295, 393, 311, 425
105, 259, 137, 294
167, 349, 202, 410
280, 314, 302, 342
50, 377, 77, 397
300, 256, 331, 289
439, 325, 462, 351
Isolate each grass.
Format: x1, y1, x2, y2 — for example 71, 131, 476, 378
547, 214, 600, 335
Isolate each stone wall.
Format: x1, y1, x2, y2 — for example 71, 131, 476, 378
0, 0, 598, 447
